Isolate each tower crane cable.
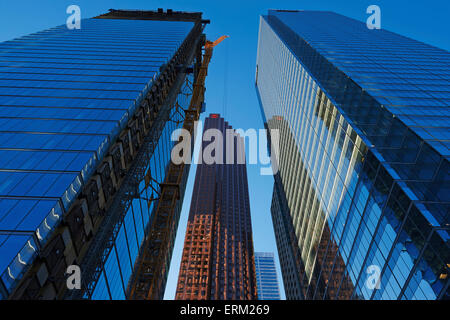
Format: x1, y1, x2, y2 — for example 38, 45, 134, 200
223, 39, 228, 118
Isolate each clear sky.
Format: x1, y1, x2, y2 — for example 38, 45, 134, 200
1, 0, 448, 300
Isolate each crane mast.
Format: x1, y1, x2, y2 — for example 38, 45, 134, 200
128, 36, 228, 300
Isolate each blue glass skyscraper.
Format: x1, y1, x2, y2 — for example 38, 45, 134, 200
254, 252, 281, 300
256, 10, 449, 300
0, 9, 207, 300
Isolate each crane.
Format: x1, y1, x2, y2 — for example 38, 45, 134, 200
128, 36, 228, 300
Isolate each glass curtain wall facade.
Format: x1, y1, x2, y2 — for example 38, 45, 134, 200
90, 77, 192, 300
256, 10, 449, 300
254, 252, 281, 300
0, 10, 203, 300
176, 114, 258, 300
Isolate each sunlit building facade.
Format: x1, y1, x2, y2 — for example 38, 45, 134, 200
176, 114, 258, 300
256, 10, 449, 300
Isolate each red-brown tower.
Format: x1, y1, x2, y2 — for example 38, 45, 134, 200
175, 114, 258, 300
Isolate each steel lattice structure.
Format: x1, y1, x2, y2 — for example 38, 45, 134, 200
128, 38, 226, 299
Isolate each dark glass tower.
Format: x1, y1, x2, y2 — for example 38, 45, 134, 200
175, 114, 258, 300
0, 9, 207, 300
256, 10, 449, 300
254, 252, 281, 300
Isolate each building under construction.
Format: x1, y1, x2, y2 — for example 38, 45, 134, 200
0, 9, 211, 300
175, 114, 258, 300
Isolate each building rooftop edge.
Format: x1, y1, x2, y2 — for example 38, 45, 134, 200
95, 8, 210, 24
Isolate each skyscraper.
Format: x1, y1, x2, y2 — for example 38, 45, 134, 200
254, 252, 281, 300
256, 10, 449, 300
175, 114, 258, 300
0, 9, 208, 300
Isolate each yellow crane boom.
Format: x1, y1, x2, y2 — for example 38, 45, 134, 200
128, 36, 227, 300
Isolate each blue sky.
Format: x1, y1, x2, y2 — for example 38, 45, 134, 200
1, 0, 448, 300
